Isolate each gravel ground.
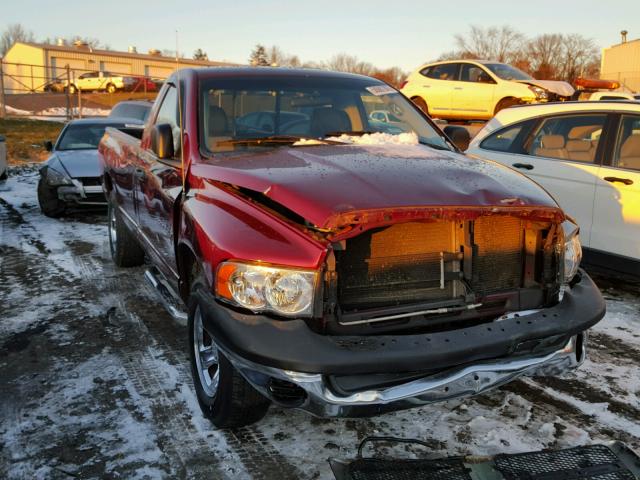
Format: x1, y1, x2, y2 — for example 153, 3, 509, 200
1, 168, 639, 479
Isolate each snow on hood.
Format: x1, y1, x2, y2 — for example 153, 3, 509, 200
517, 79, 575, 97
293, 131, 420, 147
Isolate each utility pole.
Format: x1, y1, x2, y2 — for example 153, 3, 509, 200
65, 65, 71, 121
0, 58, 7, 118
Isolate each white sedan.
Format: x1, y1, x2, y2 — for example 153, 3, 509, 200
467, 101, 640, 275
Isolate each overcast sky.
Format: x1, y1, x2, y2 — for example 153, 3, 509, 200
3, 0, 638, 71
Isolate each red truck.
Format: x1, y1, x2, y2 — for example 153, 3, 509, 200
100, 67, 605, 428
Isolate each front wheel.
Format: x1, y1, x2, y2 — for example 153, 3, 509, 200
106, 83, 116, 94
37, 177, 65, 217
411, 97, 429, 115
494, 97, 520, 114
108, 200, 145, 267
188, 291, 270, 428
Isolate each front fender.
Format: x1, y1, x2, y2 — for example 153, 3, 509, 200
179, 179, 328, 293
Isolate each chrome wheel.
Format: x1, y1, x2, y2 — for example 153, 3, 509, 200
193, 306, 219, 398
108, 205, 117, 256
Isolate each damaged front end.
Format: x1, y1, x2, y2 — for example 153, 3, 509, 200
197, 195, 604, 417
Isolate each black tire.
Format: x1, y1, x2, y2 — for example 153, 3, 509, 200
188, 288, 270, 429
106, 83, 116, 94
494, 97, 520, 115
37, 177, 65, 218
411, 96, 429, 115
108, 200, 145, 267
0, 170, 7, 181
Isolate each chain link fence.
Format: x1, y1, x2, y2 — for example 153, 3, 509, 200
0, 60, 165, 120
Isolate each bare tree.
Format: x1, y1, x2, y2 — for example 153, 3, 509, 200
324, 53, 375, 76
524, 33, 599, 80
454, 25, 525, 63
1, 23, 35, 55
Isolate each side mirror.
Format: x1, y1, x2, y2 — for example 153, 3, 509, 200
443, 125, 471, 152
44, 140, 53, 152
150, 123, 175, 159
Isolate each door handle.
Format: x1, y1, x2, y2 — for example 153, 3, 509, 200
512, 163, 534, 170
454, 87, 463, 90
134, 168, 146, 180
604, 176, 633, 185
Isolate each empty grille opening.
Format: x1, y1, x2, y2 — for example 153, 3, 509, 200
334, 217, 530, 317
336, 221, 458, 311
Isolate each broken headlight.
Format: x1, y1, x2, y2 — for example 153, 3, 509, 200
216, 261, 317, 317
528, 85, 549, 100
563, 230, 582, 284
45, 167, 73, 186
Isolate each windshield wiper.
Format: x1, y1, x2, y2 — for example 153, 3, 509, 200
217, 135, 346, 146
419, 140, 452, 151
323, 130, 376, 137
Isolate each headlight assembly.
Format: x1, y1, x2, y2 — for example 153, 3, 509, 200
562, 229, 582, 284
528, 85, 549, 100
216, 261, 318, 317
46, 167, 73, 186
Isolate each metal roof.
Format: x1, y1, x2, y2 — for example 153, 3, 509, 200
18, 42, 237, 67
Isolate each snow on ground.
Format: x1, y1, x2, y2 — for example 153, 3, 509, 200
3, 105, 110, 121
1, 167, 639, 479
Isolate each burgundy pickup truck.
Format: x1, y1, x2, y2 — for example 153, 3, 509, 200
100, 67, 605, 428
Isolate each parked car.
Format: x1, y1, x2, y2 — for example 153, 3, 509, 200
0, 135, 7, 181
43, 78, 66, 93
467, 101, 640, 275
109, 100, 153, 124
100, 67, 604, 428
38, 118, 137, 217
123, 76, 162, 93
369, 110, 403, 124
572, 78, 638, 102
401, 60, 574, 120
64, 71, 136, 94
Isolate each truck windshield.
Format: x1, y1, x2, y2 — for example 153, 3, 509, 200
57, 124, 121, 150
199, 76, 451, 153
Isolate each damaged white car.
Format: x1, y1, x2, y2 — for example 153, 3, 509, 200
37, 119, 135, 217
401, 60, 574, 120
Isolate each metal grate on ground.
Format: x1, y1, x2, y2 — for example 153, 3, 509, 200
494, 444, 637, 480
345, 457, 471, 480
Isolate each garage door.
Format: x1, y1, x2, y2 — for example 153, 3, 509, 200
145, 65, 174, 79
101, 62, 132, 76
52, 57, 87, 81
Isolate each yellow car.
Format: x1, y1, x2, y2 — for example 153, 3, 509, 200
401, 60, 574, 121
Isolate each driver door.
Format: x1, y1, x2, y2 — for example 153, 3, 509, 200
134, 83, 183, 282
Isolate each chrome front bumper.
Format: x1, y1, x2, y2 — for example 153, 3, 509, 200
223, 334, 586, 417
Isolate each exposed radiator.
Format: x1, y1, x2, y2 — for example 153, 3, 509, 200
335, 217, 525, 311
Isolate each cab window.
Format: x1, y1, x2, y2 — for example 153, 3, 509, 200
614, 115, 640, 171
423, 64, 459, 81
526, 114, 606, 163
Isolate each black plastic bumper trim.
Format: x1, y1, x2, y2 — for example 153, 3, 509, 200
198, 269, 605, 375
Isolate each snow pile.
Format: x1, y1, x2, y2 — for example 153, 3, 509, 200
328, 131, 419, 145
2, 104, 111, 120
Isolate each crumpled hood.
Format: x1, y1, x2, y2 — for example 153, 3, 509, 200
517, 79, 575, 97
52, 150, 102, 178
193, 144, 560, 229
